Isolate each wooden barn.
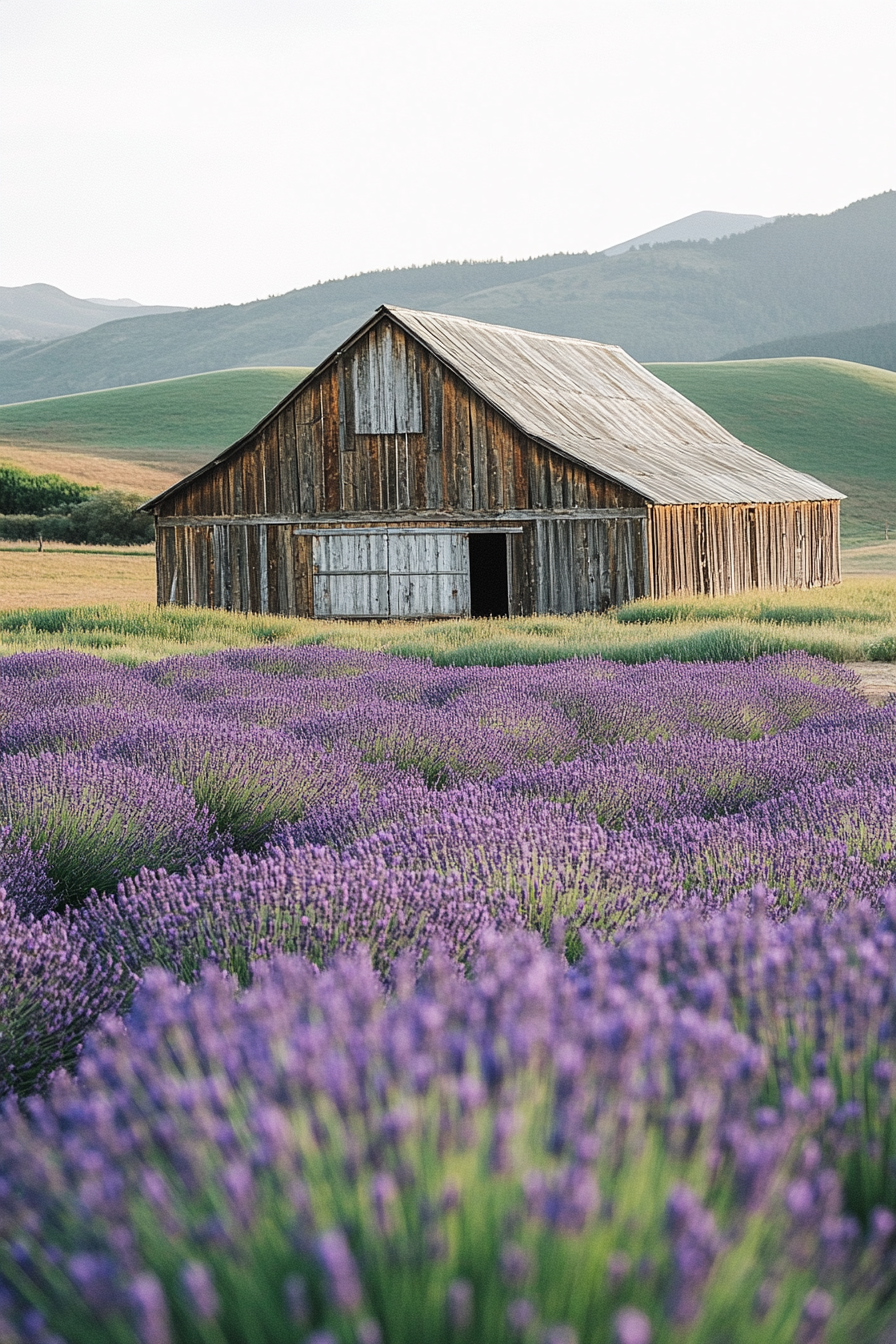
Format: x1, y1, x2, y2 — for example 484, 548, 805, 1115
142, 306, 843, 618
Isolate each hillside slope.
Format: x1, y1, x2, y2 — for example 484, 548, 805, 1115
0, 368, 308, 478
648, 358, 896, 546
1, 191, 893, 403
721, 320, 896, 372
0, 359, 891, 549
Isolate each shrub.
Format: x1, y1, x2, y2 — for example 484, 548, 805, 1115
0, 752, 219, 907
0, 891, 135, 1097
0, 927, 892, 1343
0, 464, 96, 515
65, 490, 154, 545
0, 490, 153, 545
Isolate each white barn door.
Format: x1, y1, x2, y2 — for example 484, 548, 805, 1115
312, 531, 469, 618
312, 532, 389, 617
388, 532, 469, 617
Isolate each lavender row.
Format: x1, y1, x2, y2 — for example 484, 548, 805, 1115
0, 649, 892, 917
6, 758, 895, 1110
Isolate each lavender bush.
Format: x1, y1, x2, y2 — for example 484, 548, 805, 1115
1, 923, 895, 1343
0, 891, 135, 1096
0, 753, 218, 908
0, 826, 53, 918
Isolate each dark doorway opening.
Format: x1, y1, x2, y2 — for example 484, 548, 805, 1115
469, 533, 509, 617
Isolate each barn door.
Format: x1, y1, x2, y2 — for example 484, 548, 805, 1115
311, 530, 469, 618
388, 532, 468, 618
312, 532, 389, 617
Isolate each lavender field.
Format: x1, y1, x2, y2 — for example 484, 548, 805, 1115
1, 645, 896, 1342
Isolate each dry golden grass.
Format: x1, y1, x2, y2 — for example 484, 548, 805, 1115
840, 540, 896, 575
0, 445, 183, 498
0, 542, 156, 609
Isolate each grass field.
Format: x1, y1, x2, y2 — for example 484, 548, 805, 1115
841, 539, 896, 574
0, 367, 309, 478
649, 357, 896, 546
0, 577, 893, 665
0, 542, 156, 609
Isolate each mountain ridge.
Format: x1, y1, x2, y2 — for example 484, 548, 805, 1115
0, 191, 893, 404
603, 210, 773, 255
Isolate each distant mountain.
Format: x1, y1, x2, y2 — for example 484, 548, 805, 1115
721, 320, 896, 373
83, 297, 145, 308
0, 284, 186, 342
602, 210, 773, 255
0, 191, 893, 404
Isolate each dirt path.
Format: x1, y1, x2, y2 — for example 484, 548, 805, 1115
846, 662, 896, 705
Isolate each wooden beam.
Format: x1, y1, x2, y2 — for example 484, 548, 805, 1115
156, 508, 649, 526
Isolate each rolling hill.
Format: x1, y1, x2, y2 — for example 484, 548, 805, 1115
0, 191, 893, 404
0, 359, 891, 548
0, 368, 308, 480
648, 358, 896, 546
721, 320, 896, 372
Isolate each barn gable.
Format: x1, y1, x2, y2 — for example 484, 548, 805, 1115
143, 306, 842, 616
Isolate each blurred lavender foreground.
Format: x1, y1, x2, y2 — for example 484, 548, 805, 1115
1, 647, 896, 1340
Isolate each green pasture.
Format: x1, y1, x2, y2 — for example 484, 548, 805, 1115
0, 367, 310, 470
0, 577, 893, 665
0, 357, 893, 548
648, 357, 896, 546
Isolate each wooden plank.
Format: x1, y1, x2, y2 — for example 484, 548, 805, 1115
156, 507, 648, 527
336, 355, 351, 511
397, 433, 411, 512
320, 367, 340, 512
279, 407, 300, 515
294, 533, 312, 616
484, 405, 509, 510
453, 376, 473, 510
424, 355, 444, 510
469, 394, 488, 511
405, 332, 423, 435
262, 420, 280, 515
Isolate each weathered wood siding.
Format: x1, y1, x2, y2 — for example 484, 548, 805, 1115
312, 531, 469, 619
649, 500, 841, 597
153, 313, 840, 616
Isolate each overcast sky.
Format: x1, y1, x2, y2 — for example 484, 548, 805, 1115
2, 0, 894, 309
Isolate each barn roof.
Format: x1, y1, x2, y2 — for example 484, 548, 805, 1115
385, 307, 842, 506
142, 305, 842, 510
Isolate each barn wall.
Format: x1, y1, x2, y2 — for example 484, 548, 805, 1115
157, 514, 651, 618
649, 500, 841, 598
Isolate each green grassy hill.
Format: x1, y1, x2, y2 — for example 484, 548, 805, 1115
1, 358, 892, 550
648, 358, 896, 546
0, 368, 309, 475
1, 191, 894, 403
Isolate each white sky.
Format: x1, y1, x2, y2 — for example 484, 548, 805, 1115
2, 0, 894, 309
